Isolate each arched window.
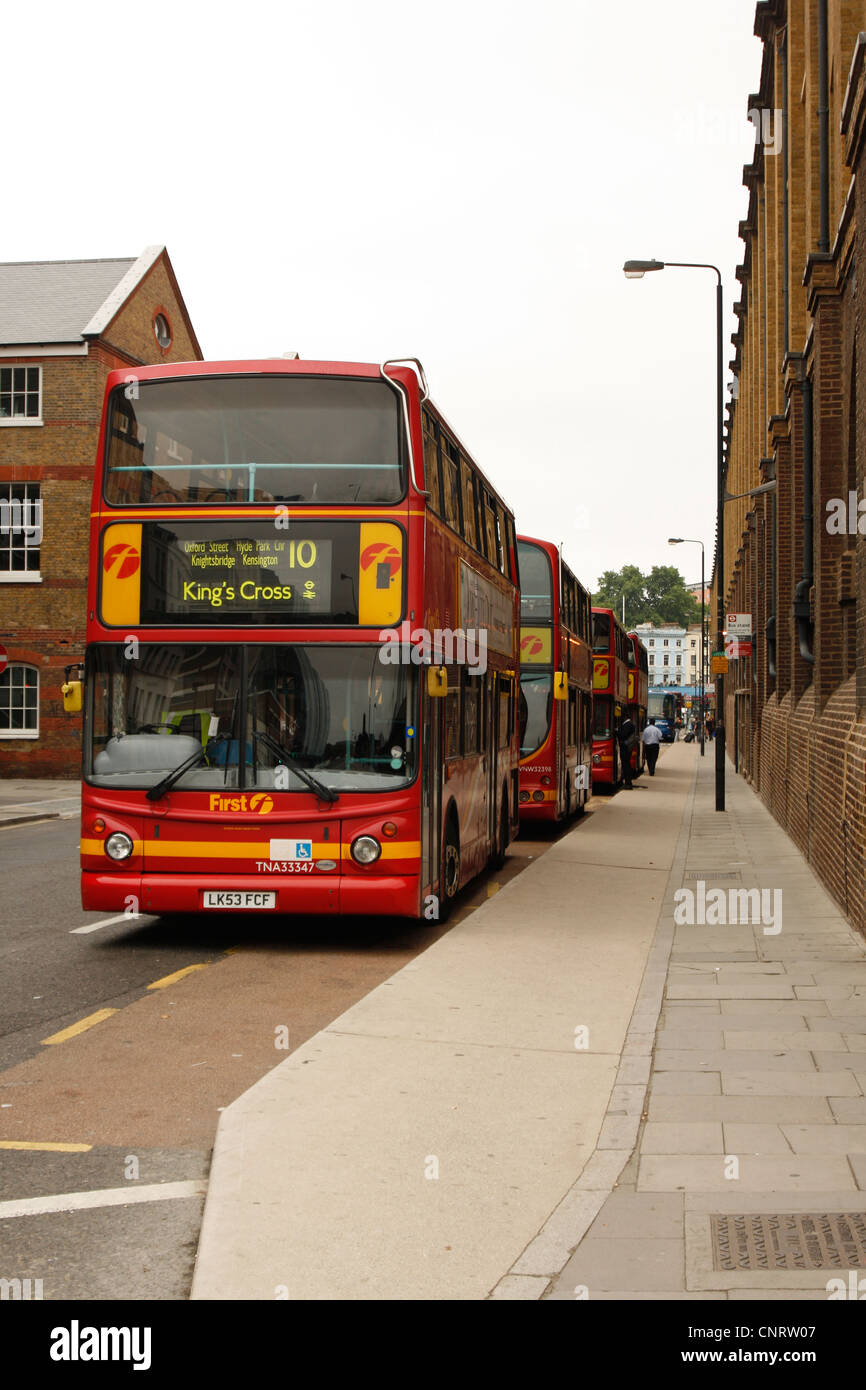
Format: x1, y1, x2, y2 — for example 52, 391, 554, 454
0, 663, 38, 736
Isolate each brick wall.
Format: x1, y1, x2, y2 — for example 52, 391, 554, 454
0, 251, 201, 777
722, 3, 866, 942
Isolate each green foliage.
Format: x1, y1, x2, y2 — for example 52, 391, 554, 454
593, 564, 701, 629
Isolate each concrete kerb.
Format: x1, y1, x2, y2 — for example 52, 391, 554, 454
488, 750, 699, 1298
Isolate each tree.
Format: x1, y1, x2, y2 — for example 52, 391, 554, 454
644, 566, 701, 627
593, 564, 700, 630
593, 565, 648, 628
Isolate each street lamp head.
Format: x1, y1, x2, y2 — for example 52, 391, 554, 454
668, 537, 683, 545
623, 259, 665, 279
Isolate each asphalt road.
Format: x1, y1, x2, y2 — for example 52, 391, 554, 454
0, 809, 591, 1300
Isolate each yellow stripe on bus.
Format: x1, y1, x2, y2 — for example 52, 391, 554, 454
81, 839, 421, 860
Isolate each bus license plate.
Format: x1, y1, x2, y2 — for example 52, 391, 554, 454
202, 891, 276, 910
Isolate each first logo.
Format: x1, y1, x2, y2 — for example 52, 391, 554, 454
103, 543, 141, 579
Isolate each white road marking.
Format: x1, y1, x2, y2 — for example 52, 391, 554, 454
70, 913, 147, 935
0, 1179, 207, 1220
0, 798, 81, 812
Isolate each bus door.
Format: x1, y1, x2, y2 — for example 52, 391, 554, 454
557, 685, 567, 816
421, 680, 443, 908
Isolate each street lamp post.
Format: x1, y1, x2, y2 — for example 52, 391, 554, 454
624, 258, 726, 810
668, 537, 705, 756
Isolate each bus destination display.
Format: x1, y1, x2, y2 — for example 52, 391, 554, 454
141, 522, 340, 622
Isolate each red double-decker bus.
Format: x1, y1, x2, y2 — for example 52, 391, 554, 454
625, 630, 649, 775
517, 537, 592, 821
73, 358, 520, 922
590, 606, 630, 787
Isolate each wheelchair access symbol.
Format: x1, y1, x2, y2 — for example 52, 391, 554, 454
296, 843, 311, 859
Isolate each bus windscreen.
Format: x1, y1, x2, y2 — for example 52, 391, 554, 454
103, 376, 405, 507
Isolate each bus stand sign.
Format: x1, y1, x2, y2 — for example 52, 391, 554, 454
726, 612, 752, 638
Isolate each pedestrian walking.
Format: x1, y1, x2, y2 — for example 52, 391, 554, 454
641, 717, 662, 776
705, 715, 715, 741
618, 716, 636, 789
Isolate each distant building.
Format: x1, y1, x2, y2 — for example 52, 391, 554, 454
0, 247, 202, 776
634, 623, 687, 686
637, 621, 710, 695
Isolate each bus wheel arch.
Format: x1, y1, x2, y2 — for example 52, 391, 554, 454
440, 804, 461, 919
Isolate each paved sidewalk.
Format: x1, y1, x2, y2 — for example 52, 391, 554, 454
0, 778, 80, 827
538, 746, 866, 1301
191, 744, 866, 1300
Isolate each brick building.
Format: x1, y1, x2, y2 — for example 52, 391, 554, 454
0, 247, 201, 776
717, 2, 866, 937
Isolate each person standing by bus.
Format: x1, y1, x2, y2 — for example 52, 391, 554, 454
641, 718, 662, 776
619, 716, 636, 789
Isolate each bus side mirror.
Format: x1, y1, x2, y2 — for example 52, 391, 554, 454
62, 680, 83, 713
553, 672, 568, 701
427, 667, 447, 698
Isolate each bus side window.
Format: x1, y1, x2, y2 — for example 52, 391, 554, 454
423, 411, 442, 515
494, 503, 508, 576
445, 677, 461, 759
483, 492, 498, 566
505, 512, 518, 584
462, 669, 480, 755
499, 677, 513, 749
568, 687, 577, 746
460, 456, 478, 550
442, 437, 461, 534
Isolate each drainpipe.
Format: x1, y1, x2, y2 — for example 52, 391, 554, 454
781, 27, 789, 352
793, 376, 815, 663
818, 0, 830, 253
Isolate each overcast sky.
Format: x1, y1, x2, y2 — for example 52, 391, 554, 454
7, 0, 761, 596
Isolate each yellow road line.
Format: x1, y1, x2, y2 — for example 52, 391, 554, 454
0, 1141, 92, 1152
41, 1009, 118, 1046
147, 963, 209, 990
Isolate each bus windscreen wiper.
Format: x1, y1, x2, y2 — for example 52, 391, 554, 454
146, 747, 206, 802
253, 730, 339, 803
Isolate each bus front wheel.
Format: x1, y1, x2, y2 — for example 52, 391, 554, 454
439, 817, 461, 922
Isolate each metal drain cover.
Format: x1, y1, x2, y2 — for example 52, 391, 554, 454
711, 1213, 866, 1270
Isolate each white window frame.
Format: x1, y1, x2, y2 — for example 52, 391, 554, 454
0, 663, 39, 738
0, 365, 43, 427
0, 482, 42, 582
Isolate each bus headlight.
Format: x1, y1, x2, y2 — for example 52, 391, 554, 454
105, 832, 134, 861
351, 835, 381, 865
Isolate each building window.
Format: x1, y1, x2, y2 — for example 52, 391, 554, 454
153, 313, 172, 351
0, 663, 38, 737
663, 655, 669, 666
0, 366, 41, 424
663, 638, 669, 647
0, 482, 41, 578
